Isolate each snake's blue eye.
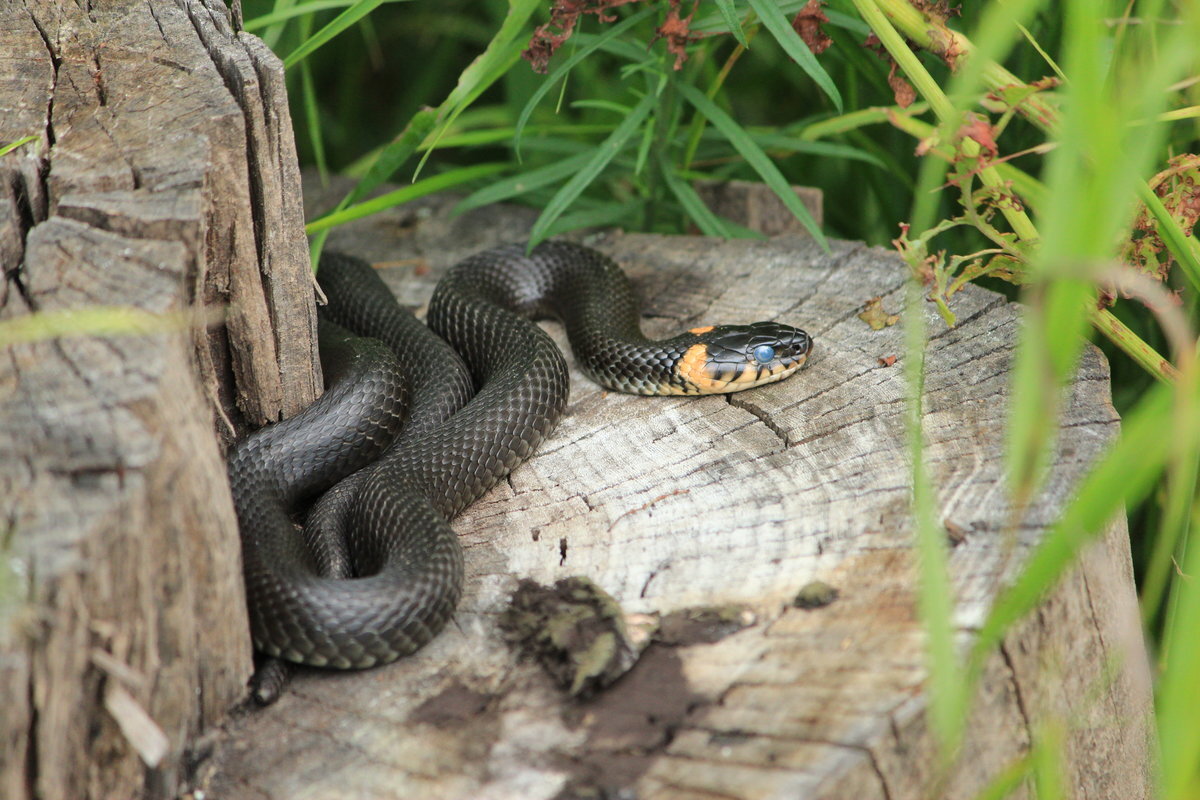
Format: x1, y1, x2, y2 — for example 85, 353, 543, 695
753, 344, 775, 364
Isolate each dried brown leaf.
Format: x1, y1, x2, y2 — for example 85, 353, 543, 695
792, 0, 832, 55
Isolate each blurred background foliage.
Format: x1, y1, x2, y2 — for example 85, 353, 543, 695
238, 0, 1200, 794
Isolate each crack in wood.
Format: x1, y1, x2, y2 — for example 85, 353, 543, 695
998, 641, 1034, 740
725, 394, 790, 449
146, 0, 169, 40
90, 53, 107, 107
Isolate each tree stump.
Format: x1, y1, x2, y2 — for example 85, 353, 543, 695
190, 187, 1153, 799
1, 2, 314, 798
0, 2, 1153, 796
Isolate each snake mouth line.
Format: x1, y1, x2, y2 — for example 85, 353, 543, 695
674, 333, 812, 395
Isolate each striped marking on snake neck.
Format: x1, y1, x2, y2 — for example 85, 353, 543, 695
673, 342, 809, 395
675, 343, 721, 394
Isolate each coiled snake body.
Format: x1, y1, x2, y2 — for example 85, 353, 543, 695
229, 241, 812, 668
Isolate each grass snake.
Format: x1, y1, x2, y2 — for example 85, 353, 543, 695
228, 241, 812, 670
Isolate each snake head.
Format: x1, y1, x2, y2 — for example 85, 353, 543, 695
677, 321, 812, 394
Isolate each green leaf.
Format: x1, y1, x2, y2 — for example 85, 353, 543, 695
242, 0, 411, 32
745, 132, 885, 167
544, 200, 645, 238
306, 163, 509, 234
973, 375, 1184, 670
259, 0, 298, 49
297, 18, 328, 184
580, 33, 654, 64
414, 37, 528, 178
659, 161, 738, 238
0, 307, 199, 346
678, 83, 828, 249
416, 0, 543, 177
904, 277, 966, 755
0, 135, 39, 157
570, 99, 634, 115
514, 6, 657, 159
454, 151, 593, 212
344, 123, 611, 157
694, 0, 868, 37
339, 106, 440, 211
1159, 471, 1200, 800
745, 0, 842, 112
712, 0, 750, 48
282, 0, 388, 69
527, 92, 657, 248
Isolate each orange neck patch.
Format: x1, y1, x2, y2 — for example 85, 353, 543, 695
675, 343, 722, 394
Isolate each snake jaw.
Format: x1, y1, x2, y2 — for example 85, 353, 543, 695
674, 322, 812, 394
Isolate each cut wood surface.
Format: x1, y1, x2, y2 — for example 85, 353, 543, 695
194, 186, 1153, 800
1, 1, 313, 798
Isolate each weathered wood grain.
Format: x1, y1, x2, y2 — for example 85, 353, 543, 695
0, 1, 313, 798
194, 188, 1152, 799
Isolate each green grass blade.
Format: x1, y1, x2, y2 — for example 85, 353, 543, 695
822, 8, 872, 37
259, 0, 298, 49
416, 0, 543, 176
243, 0, 411, 31
527, 91, 656, 247
695, 0, 869, 37
795, 104, 930, 140
0, 307, 202, 346
971, 375, 1185, 671
1005, 281, 1093, 504
1158, 488, 1200, 800
659, 160, 739, 238
904, 277, 966, 757
679, 83, 828, 249
453, 151, 592, 212
297, 15, 328, 184
970, 753, 1035, 800
1031, 719, 1067, 800
306, 163, 509, 234
408, 124, 609, 151
1016, 22, 1067, 81
1140, 428, 1199, 625
544, 200, 645, 238
282, 0, 387, 69
307, 105, 441, 268
414, 37, 527, 178
0, 135, 39, 157
343, 107, 440, 208
745, 132, 885, 168
711, 0, 750, 48
745, 0, 842, 112
570, 99, 634, 115
513, 6, 657, 159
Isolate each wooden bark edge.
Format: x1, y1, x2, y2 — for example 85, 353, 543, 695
0, 2, 315, 798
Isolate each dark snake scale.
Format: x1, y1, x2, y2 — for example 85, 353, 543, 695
228, 241, 812, 668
